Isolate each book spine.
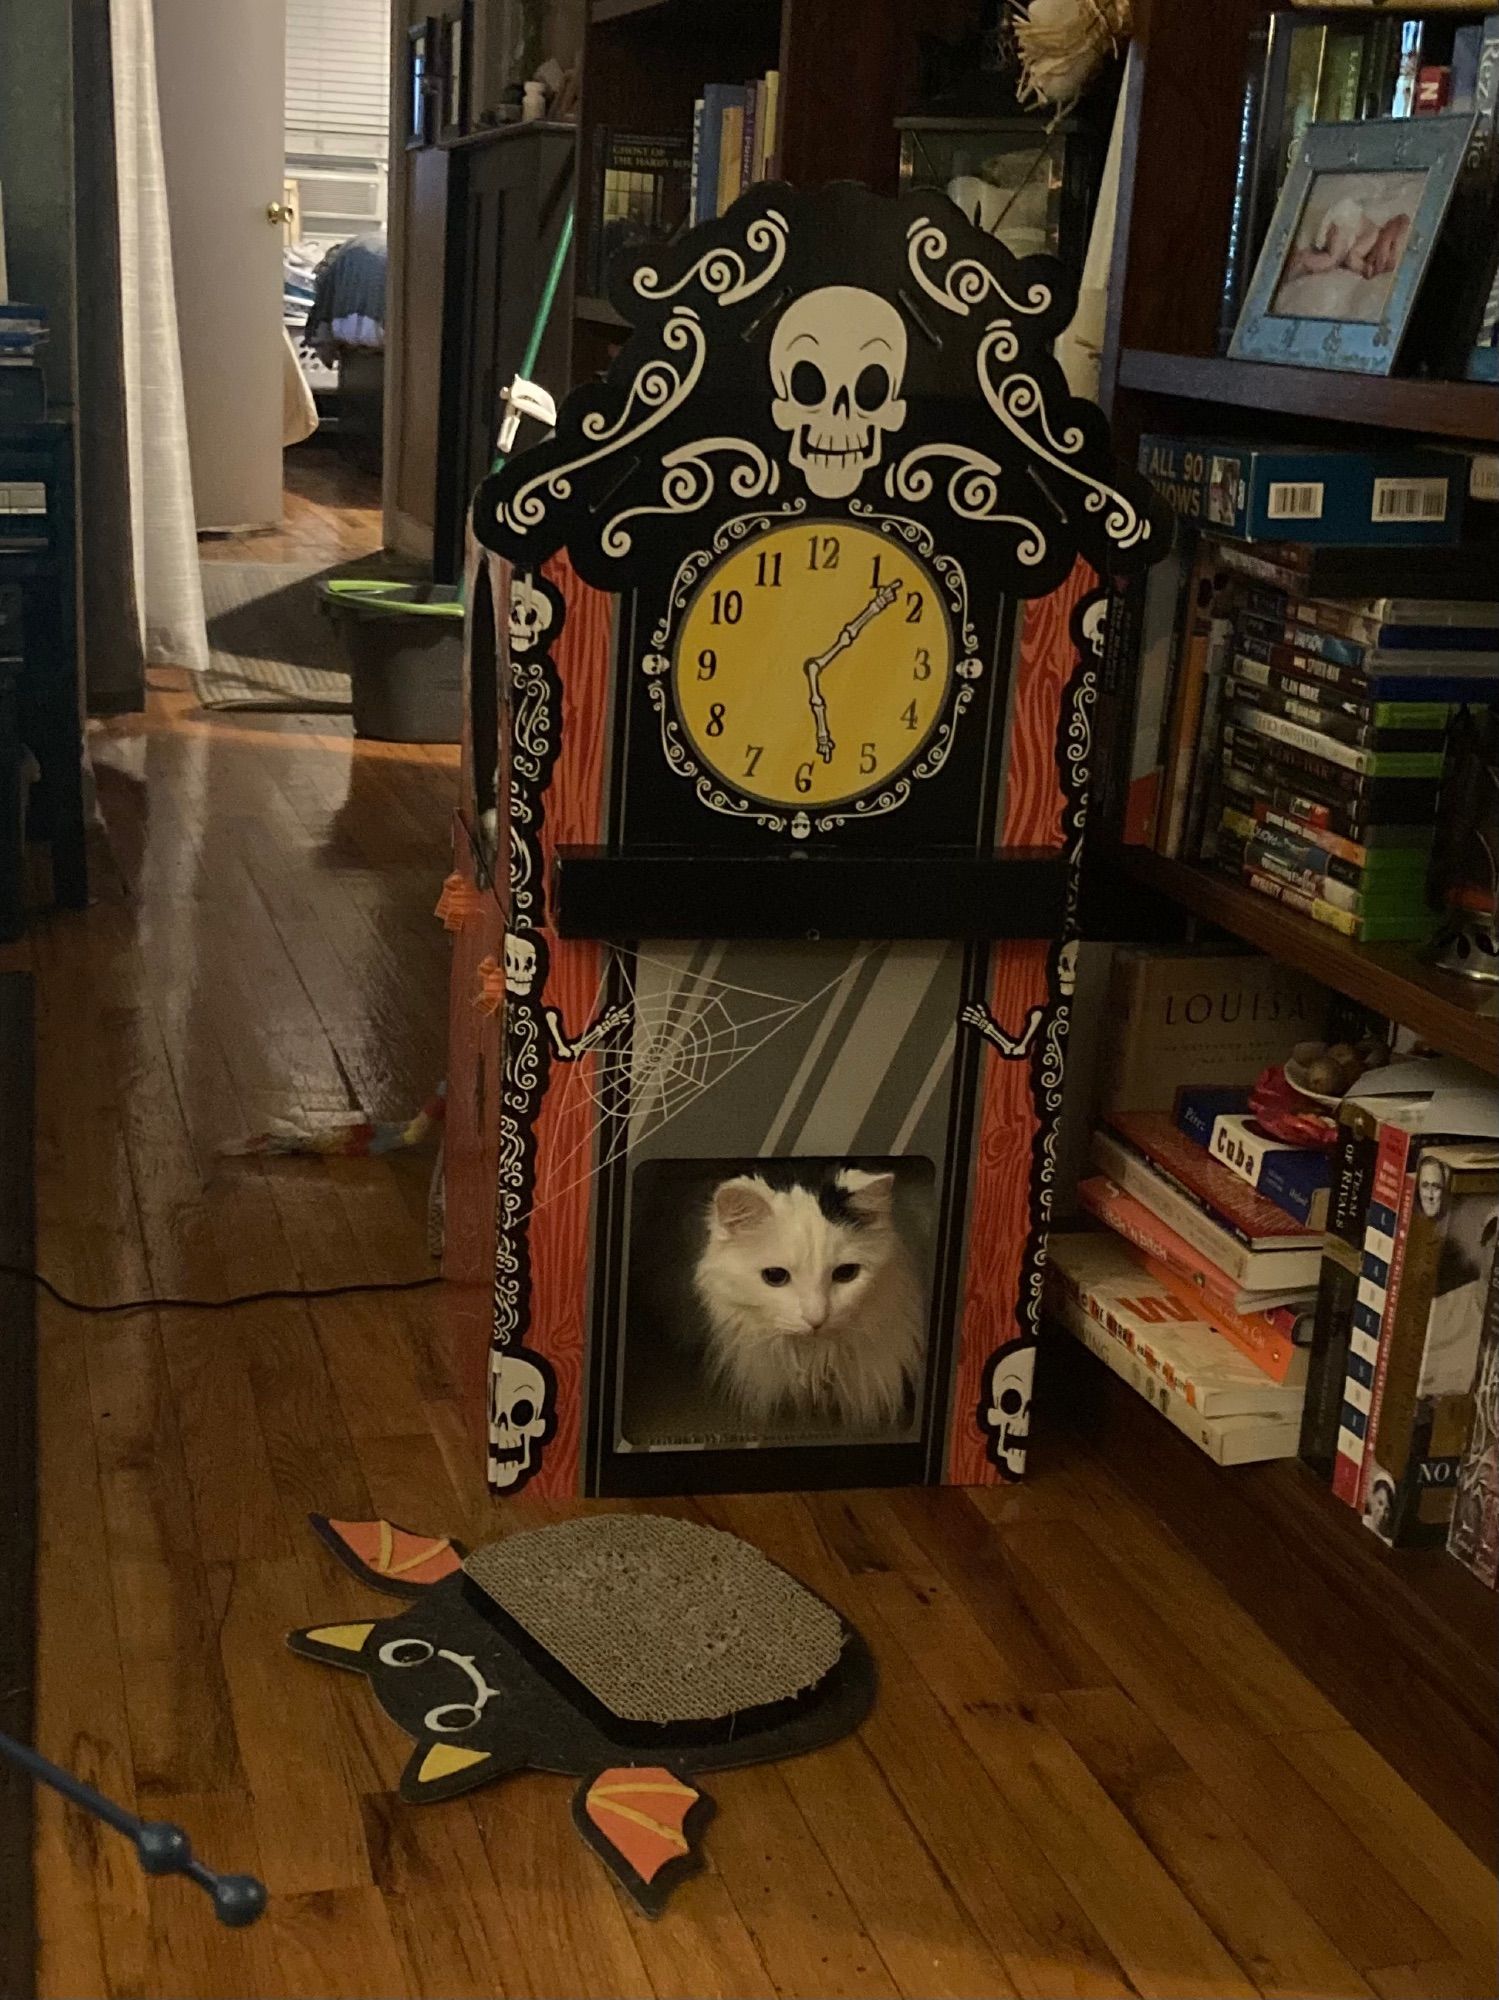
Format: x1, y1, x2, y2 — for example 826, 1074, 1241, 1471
1228, 701, 1445, 779
718, 103, 744, 214
1055, 1295, 1298, 1465
1356, 1159, 1423, 1512
740, 82, 760, 190
1300, 1240, 1361, 1476
1229, 675, 1453, 751
1159, 559, 1221, 856
695, 88, 725, 225
1078, 1174, 1247, 1298
1090, 1133, 1257, 1283
1333, 1125, 1412, 1503
1391, 18, 1424, 117
1219, 22, 1270, 354
689, 99, 704, 225
1189, 623, 1234, 858
1139, 1251, 1307, 1384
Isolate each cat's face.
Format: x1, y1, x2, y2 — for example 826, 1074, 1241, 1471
699, 1169, 896, 1339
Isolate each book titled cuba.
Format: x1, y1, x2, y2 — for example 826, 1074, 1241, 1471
1138, 436, 1466, 547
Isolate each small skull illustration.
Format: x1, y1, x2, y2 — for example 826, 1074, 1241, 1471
508, 576, 555, 656
1080, 594, 1108, 660
983, 1340, 1035, 1478
503, 930, 538, 999
488, 1352, 549, 1489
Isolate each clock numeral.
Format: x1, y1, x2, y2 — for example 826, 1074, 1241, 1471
859, 741, 878, 775
869, 553, 884, 589
913, 647, 932, 681
696, 647, 718, 681
754, 551, 783, 588
905, 590, 925, 625
710, 589, 743, 626
794, 761, 814, 794
806, 533, 840, 572
705, 703, 726, 738
743, 744, 764, 778
900, 699, 920, 732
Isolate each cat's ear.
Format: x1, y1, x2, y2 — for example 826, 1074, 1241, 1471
840, 1169, 896, 1220
711, 1176, 771, 1237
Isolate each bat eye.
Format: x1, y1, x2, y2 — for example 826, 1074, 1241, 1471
831, 1263, 861, 1284
855, 363, 890, 411
379, 1639, 435, 1669
761, 1266, 791, 1287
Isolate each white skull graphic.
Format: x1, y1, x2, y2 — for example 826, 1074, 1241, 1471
769, 287, 908, 499
489, 1353, 548, 1489
508, 576, 554, 655
503, 930, 537, 998
1057, 939, 1079, 999
985, 1342, 1035, 1477
1081, 595, 1108, 659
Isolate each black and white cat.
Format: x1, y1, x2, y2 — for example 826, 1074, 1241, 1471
691, 1166, 925, 1431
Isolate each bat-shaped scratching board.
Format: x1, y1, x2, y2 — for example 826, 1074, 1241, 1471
289, 1511, 875, 1915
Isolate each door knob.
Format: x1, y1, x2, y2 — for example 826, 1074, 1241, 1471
266, 201, 290, 225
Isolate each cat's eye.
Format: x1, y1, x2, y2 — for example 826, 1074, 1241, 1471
832, 1262, 861, 1284
760, 1266, 791, 1287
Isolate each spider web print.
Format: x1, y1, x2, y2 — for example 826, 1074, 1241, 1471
527, 946, 862, 1217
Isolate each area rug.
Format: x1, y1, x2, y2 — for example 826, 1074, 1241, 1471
0, 972, 36, 1999
197, 560, 352, 712
289, 1510, 875, 1916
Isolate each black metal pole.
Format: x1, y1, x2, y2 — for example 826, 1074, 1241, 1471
0, 1729, 267, 1928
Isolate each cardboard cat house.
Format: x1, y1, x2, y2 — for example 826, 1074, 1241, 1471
450, 180, 1168, 1498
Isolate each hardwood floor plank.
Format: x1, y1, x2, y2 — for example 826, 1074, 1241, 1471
706, 1764, 901, 2000
1366, 1961, 1496, 2000
466, 1776, 656, 1999
1277, 1729, 1499, 1988
141, 1792, 281, 2000
1041, 1688, 1371, 1999
216, 1557, 373, 1897
360, 1791, 529, 1999
259, 1885, 413, 2000
33, 1306, 150, 2000
86, 1308, 201, 1565
158, 1305, 293, 1564
958, 1704, 1257, 2000
619, 1867, 778, 2000
780, 1736, 1017, 1999
1176, 1725, 1451, 1974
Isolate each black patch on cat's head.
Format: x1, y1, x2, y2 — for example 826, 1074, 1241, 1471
738, 1160, 876, 1230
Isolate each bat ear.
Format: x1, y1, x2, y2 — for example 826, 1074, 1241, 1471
286, 1622, 378, 1672
399, 1739, 518, 1803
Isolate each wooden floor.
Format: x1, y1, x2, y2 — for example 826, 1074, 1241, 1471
9, 455, 1497, 1999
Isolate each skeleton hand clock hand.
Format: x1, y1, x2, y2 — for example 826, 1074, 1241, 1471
802, 576, 903, 763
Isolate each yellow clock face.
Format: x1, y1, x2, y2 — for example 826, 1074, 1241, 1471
671, 520, 955, 810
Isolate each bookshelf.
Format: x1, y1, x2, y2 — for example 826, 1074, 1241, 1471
1068, 0, 1499, 1862
1116, 349, 1499, 444
571, 0, 949, 381
1111, 848, 1499, 1077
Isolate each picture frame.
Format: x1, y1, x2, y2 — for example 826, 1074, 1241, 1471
1229, 114, 1474, 376
1465, 236, 1499, 384
406, 18, 440, 150
438, 3, 472, 145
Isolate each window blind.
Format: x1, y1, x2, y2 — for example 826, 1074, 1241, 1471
285, 0, 391, 151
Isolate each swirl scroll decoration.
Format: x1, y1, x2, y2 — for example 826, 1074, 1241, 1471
886, 446, 1048, 568
603, 439, 780, 560
905, 215, 1055, 327
632, 208, 790, 306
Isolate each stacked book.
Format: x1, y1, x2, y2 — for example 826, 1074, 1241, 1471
689, 71, 781, 225
1117, 436, 1499, 944
1049, 1100, 1324, 1465
1299, 1061, 1499, 1556
0, 302, 47, 421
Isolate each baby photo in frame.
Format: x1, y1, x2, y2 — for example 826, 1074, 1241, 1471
1230, 115, 1474, 376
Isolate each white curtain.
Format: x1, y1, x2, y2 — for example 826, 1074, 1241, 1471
109, 0, 208, 675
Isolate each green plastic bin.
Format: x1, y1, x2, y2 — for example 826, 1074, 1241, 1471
319, 580, 464, 744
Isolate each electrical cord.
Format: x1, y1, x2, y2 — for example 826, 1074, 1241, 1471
1, 1265, 442, 1316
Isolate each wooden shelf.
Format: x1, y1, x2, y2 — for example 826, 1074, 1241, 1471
1110, 848, 1499, 1077
1117, 349, 1499, 444
592, 0, 776, 24
1046, 1334, 1498, 1868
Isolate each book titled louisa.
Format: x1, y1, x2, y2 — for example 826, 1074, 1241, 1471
1138, 437, 1466, 547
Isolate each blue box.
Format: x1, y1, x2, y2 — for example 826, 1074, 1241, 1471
1138, 437, 1466, 547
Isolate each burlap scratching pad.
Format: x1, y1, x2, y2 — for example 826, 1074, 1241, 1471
463, 1514, 844, 1724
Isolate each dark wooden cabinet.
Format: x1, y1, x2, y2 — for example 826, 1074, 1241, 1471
433, 124, 577, 583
